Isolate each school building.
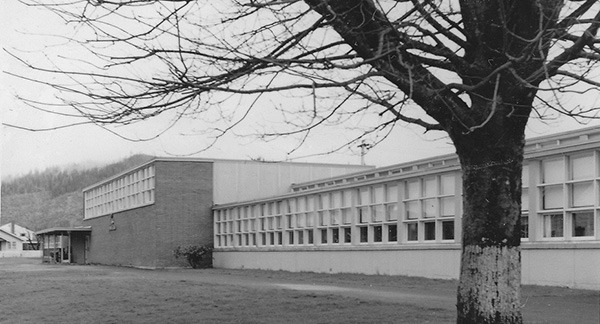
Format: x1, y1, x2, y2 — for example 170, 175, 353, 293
212, 127, 600, 290
80, 159, 371, 268
69, 126, 600, 290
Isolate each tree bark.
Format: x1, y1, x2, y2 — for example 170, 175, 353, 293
452, 124, 525, 324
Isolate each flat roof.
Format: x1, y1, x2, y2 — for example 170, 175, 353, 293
82, 157, 372, 192
36, 227, 92, 235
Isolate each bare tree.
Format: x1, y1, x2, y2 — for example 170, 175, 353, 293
7, 0, 600, 323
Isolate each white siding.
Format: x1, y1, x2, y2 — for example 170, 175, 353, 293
212, 161, 372, 204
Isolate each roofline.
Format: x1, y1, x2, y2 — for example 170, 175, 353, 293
290, 125, 600, 189
82, 157, 373, 192
36, 227, 92, 235
0, 228, 22, 240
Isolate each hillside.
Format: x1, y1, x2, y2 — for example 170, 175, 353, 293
1, 154, 153, 231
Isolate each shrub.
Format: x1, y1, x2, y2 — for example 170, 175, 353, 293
173, 244, 213, 269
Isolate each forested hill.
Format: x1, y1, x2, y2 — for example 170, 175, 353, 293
1, 154, 153, 231
2, 154, 153, 197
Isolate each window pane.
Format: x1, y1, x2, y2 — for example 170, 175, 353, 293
372, 205, 384, 222
296, 213, 305, 227
332, 191, 342, 208
423, 199, 437, 218
388, 225, 398, 242
319, 212, 328, 226
543, 159, 564, 183
305, 214, 314, 227
330, 210, 340, 225
359, 187, 370, 205
373, 226, 382, 242
406, 180, 419, 199
407, 223, 418, 241
359, 207, 370, 223
304, 196, 311, 211
572, 212, 594, 237
386, 184, 398, 202
521, 188, 529, 211
543, 214, 563, 238
344, 227, 352, 243
321, 194, 330, 210
321, 229, 327, 244
374, 186, 385, 204
297, 231, 304, 244
571, 155, 594, 180
359, 227, 368, 243
307, 230, 313, 244
542, 186, 563, 209
440, 197, 455, 217
386, 203, 399, 221
520, 215, 529, 238
440, 174, 455, 195
342, 190, 352, 207
332, 228, 339, 243
423, 177, 437, 197
521, 165, 529, 188
405, 201, 419, 219
442, 221, 454, 240
342, 209, 352, 224
424, 222, 436, 240
288, 231, 294, 244
571, 182, 594, 207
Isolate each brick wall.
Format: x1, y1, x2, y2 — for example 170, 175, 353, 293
84, 161, 214, 268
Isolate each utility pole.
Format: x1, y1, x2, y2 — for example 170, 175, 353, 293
358, 140, 371, 165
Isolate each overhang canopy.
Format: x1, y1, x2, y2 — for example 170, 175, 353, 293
36, 227, 92, 236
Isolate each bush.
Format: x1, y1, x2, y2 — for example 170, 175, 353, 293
173, 244, 213, 269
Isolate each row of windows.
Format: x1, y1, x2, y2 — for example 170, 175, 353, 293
84, 165, 156, 218
216, 220, 456, 247
216, 151, 600, 248
215, 173, 459, 247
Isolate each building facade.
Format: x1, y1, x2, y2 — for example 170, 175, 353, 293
81, 158, 371, 268
213, 128, 600, 290
36, 227, 91, 264
0, 223, 41, 258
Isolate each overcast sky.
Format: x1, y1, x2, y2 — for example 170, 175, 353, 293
2, 0, 600, 180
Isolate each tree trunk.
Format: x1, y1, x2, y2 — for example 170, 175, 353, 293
453, 128, 525, 324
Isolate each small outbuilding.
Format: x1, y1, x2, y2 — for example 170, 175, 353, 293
36, 227, 91, 264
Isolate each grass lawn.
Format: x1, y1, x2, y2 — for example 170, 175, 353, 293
0, 258, 598, 323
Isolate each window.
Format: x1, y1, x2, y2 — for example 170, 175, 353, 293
407, 223, 418, 241
359, 227, 368, 243
332, 228, 340, 243
373, 226, 382, 242
387, 225, 397, 242
442, 221, 454, 240
403, 173, 456, 242
344, 228, 352, 243
520, 215, 529, 239
543, 158, 564, 183
84, 164, 156, 218
321, 229, 328, 244
424, 222, 436, 240
543, 214, 564, 238
536, 153, 598, 241
572, 212, 594, 237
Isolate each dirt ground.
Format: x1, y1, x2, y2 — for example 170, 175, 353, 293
0, 258, 598, 324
